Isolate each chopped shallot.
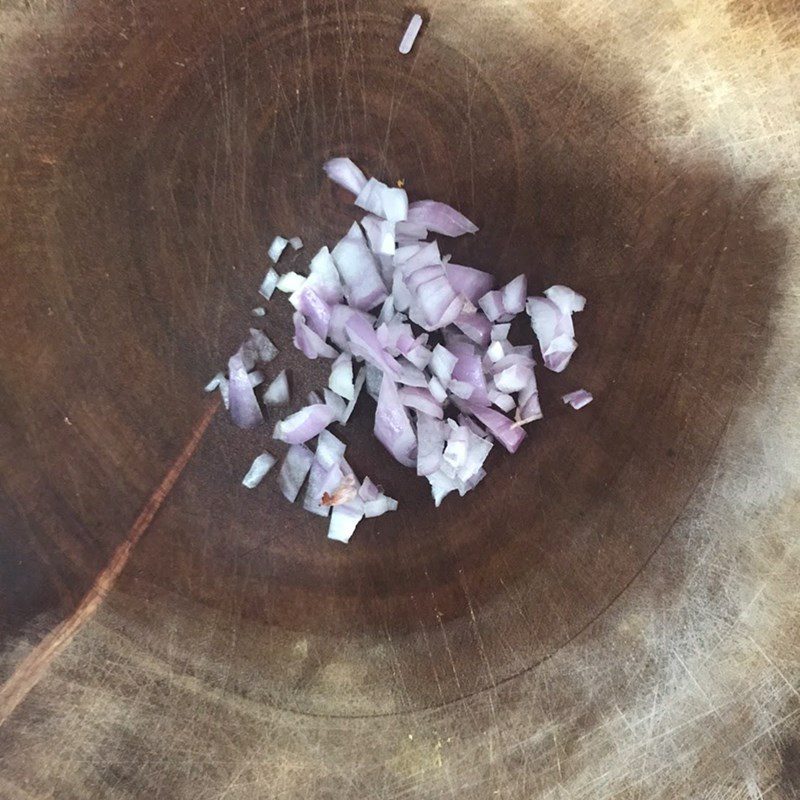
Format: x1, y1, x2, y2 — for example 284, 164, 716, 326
209, 156, 592, 542
263, 370, 290, 405
242, 453, 276, 488
562, 389, 593, 409
259, 267, 279, 300
399, 13, 423, 55
268, 236, 289, 263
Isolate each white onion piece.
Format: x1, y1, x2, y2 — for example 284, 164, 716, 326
363, 493, 398, 518
398, 12, 423, 54
374, 375, 417, 467
293, 312, 338, 359
562, 389, 593, 409
259, 267, 279, 300
405, 342, 432, 370
406, 200, 478, 237
545, 284, 586, 314
542, 334, 578, 373
278, 444, 314, 502
501, 274, 527, 315
414, 274, 462, 329
242, 452, 276, 488
416, 413, 445, 476
355, 180, 408, 223
248, 370, 265, 388
268, 235, 289, 263
324, 388, 347, 421
327, 500, 364, 543
444, 263, 493, 303
316, 430, 347, 469
397, 240, 441, 275
303, 460, 336, 517
307, 246, 345, 304
251, 307, 266, 317
218, 377, 229, 409
449, 380, 475, 400
243, 328, 278, 364
396, 360, 429, 388
361, 214, 396, 256
427, 469, 458, 507
331, 222, 388, 310
354, 177, 386, 217
526, 293, 581, 373
204, 372, 224, 392
430, 344, 458, 383
323, 157, 368, 196
494, 363, 533, 394
307, 391, 322, 405
428, 375, 448, 403
491, 323, 510, 342
273, 403, 336, 444
467, 404, 526, 453
399, 386, 444, 418
227, 352, 263, 429
263, 370, 290, 405
515, 375, 543, 425
276, 271, 306, 293
289, 236, 303, 250
289, 284, 331, 338
342, 367, 365, 423
381, 187, 409, 223
328, 352, 354, 400
359, 476, 380, 502
377, 296, 397, 326
405, 264, 442, 292
486, 340, 508, 363
488, 388, 516, 412
364, 364, 383, 400
477, 289, 506, 322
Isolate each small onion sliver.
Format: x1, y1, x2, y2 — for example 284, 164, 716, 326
398, 13, 423, 55
562, 389, 593, 409
242, 452, 276, 489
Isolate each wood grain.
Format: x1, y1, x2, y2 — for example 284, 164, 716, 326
0, 0, 798, 797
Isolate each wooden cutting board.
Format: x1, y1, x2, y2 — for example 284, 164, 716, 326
1, 0, 798, 797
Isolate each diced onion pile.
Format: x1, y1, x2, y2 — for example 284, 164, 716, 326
207, 158, 593, 543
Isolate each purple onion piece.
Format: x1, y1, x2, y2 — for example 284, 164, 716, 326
227, 352, 263, 429
273, 403, 336, 444
323, 157, 368, 196
278, 444, 314, 502
293, 312, 338, 359
374, 375, 417, 467
242, 452, 276, 489
406, 200, 478, 237
444, 263, 494, 304
467, 404, 526, 453
345, 313, 402, 376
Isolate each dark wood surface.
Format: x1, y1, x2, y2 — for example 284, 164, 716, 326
1, 1, 798, 797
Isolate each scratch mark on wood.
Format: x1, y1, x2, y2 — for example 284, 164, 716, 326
0, 397, 220, 727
